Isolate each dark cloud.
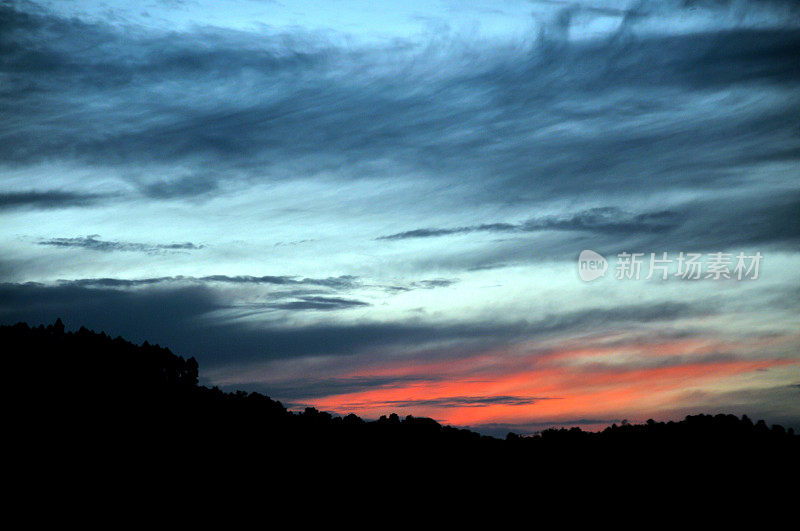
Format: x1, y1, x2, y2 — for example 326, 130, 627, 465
282, 395, 562, 417
268, 296, 369, 311
0, 282, 221, 347
38, 235, 204, 254
0, 281, 712, 367
55, 275, 444, 299
380, 278, 459, 293
378, 207, 681, 240
414, 278, 458, 289
1, 2, 797, 214
378, 224, 518, 241
404, 190, 800, 271
370, 395, 560, 408
228, 375, 441, 401
0, 3, 796, 275
0, 190, 108, 210
676, 190, 800, 250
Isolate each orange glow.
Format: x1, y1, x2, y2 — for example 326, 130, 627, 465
299, 337, 796, 430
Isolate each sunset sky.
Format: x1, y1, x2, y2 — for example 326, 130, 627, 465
1, 0, 798, 435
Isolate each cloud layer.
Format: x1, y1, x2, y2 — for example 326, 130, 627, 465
1, 0, 798, 433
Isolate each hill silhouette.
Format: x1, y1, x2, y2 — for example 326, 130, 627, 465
7, 319, 798, 490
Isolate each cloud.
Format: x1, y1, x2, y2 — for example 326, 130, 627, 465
401, 191, 800, 271
140, 174, 219, 199
0, 280, 713, 367
1, 2, 798, 209
54, 275, 450, 299
1, 2, 797, 274
0, 190, 109, 210
378, 224, 518, 241
365, 395, 561, 408
227, 375, 441, 401
378, 207, 681, 240
268, 296, 370, 311
0, 282, 221, 346
380, 278, 459, 293
38, 235, 204, 254
61, 274, 360, 289
414, 278, 458, 289
1, 1, 798, 434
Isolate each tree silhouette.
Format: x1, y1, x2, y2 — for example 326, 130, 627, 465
5, 319, 798, 488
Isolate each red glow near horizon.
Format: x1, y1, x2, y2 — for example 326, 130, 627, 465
296, 336, 797, 431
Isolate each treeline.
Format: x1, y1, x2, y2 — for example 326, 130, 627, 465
6, 320, 798, 480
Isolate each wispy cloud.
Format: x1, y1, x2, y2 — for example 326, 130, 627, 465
61, 274, 360, 289
2, 2, 798, 207
378, 207, 681, 240
38, 235, 204, 254
358, 395, 561, 408
267, 296, 369, 311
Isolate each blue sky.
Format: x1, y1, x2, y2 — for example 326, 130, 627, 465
1, 0, 799, 435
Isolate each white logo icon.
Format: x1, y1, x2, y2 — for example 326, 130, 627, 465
578, 250, 608, 282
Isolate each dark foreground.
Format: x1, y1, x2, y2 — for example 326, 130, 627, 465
7, 319, 798, 497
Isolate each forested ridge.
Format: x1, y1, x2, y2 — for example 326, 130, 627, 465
7, 319, 797, 482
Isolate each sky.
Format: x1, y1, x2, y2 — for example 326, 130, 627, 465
1, 0, 798, 436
